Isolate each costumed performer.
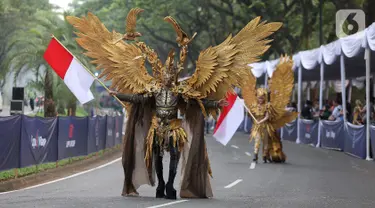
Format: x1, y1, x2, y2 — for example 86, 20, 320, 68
242, 56, 299, 163
67, 8, 282, 199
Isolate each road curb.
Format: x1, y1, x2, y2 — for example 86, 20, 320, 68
0, 148, 122, 193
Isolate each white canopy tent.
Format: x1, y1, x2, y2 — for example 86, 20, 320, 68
249, 22, 375, 161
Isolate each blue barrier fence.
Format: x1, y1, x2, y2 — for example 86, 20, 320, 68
0, 115, 124, 172
278, 118, 370, 159
2, 114, 373, 172
236, 116, 374, 160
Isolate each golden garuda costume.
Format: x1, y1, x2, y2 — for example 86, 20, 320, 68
242, 56, 298, 163
67, 8, 282, 199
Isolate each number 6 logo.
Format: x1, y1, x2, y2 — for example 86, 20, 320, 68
336, 9, 365, 38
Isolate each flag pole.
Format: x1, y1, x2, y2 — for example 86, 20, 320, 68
231, 90, 258, 123
51, 35, 126, 108
238, 99, 258, 123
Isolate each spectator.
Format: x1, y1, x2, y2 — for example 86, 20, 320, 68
361, 97, 374, 124
320, 104, 331, 120
291, 102, 297, 111
346, 101, 352, 122
329, 97, 343, 121
312, 99, 319, 113
301, 100, 313, 119
353, 99, 363, 125
312, 99, 321, 119
329, 100, 335, 112
286, 102, 296, 112
29, 97, 34, 112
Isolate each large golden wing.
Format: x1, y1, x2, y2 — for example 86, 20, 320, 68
186, 17, 282, 101
66, 12, 154, 95
239, 72, 257, 109
126, 8, 144, 33
268, 55, 298, 128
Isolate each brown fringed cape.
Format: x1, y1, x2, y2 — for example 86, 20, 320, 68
121, 98, 213, 198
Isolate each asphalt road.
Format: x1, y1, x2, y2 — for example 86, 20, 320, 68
1, 132, 375, 208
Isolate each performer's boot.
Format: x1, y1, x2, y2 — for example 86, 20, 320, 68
165, 149, 179, 200
263, 152, 271, 163
252, 153, 258, 163
155, 155, 165, 198
263, 156, 268, 163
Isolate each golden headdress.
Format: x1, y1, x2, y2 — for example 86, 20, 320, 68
256, 88, 268, 97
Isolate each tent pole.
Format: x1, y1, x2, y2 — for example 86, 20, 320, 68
365, 48, 372, 161
340, 53, 347, 123
317, 62, 325, 148
297, 64, 302, 144
319, 63, 324, 109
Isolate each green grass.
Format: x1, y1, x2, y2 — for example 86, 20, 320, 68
0, 145, 121, 181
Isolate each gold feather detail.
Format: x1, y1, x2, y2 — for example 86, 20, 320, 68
126, 8, 144, 33
264, 55, 299, 129
183, 17, 282, 103
66, 12, 155, 95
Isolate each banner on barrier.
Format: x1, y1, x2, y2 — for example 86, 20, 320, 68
105, 116, 115, 148
371, 125, 375, 157
57, 116, 88, 160
20, 116, 58, 167
282, 119, 297, 142
344, 123, 366, 159
299, 119, 318, 145
87, 116, 107, 154
98, 116, 107, 150
114, 115, 124, 145
320, 120, 345, 150
87, 116, 97, 154
0, 116, 22, 171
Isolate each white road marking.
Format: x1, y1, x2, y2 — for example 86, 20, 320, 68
231, 145, 239, 149
147, 200, 189, 208
250, 162, 256, 169
245, 152, 251, 156
0, 157, 122, 195
224, 179, 243, 189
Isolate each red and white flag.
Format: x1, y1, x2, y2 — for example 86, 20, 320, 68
43, 37, 95, 104
213, 92, 244, 146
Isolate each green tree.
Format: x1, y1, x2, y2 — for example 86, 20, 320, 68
66, 0, 374, 78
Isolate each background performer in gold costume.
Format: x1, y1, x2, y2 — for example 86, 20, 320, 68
67, 8, 282, 199
243, 56, 299, 163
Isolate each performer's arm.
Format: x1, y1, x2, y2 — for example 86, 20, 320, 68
111, 92, 147, 103
187, 98, 227, 108
257, 112, 269, 124
202, 99, 219, 108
